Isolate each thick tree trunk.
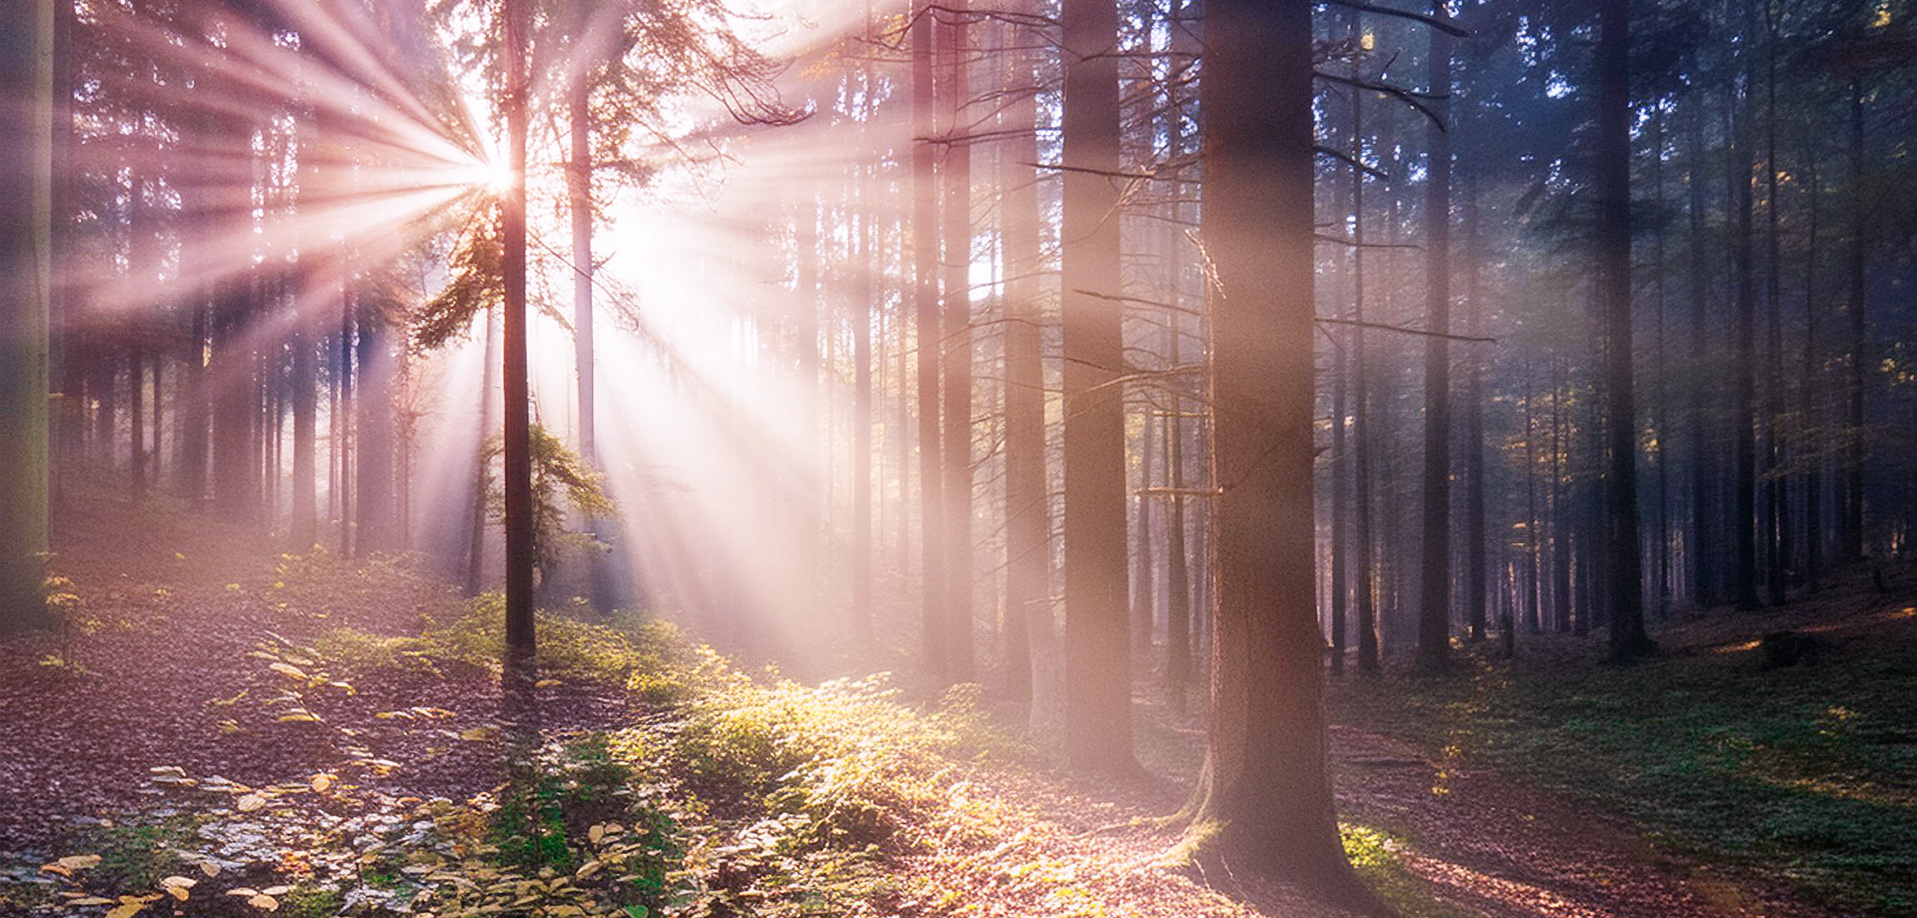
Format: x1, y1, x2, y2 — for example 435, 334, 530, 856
0, 0, 54, 632
1060, 0, 1135, 772
1597, 0, 1650, 660
1177, 0, 1356, 894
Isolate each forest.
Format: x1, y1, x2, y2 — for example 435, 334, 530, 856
2, 0, 1915, 915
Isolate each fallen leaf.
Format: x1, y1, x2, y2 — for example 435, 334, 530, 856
310, 774, 333, 793
236, 794, 266, 812
249, 893, 280, 911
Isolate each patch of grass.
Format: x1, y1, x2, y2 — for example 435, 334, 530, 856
1329, 635, 1917, 917
1340, 823, 1478, 918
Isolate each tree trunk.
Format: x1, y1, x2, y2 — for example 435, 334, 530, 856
999, 8, 1043, 705
912, 0, 948, 691
1597, 0, 1650, 660
0, 0, 53, 632
1842, 79, 1866, 563
1349, 10, 1378, 674
1061, 0, 1135, 772
1731, 68, 1762, 611
940, 4, 975, 681
1417, 7, 1453, 674
1177, 0, 1356, 894
502, 0, 536, 679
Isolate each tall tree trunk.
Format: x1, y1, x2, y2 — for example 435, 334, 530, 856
912, 0, 948, 691
1597, 0, 1650, 660
1177, 0, 1356, 894
356, 308, 394, 554
502, 0, 536, 679
853, 34, 876, 644
999, 10, 1043, 704
1762, 12, 1788, 607
940, 4, 975, 681
1417, 7, 1453, 674
467, 307, 498, 596
0, 0, 54, 632
1842, 79, 1866, 563
1651, 104, 1669, 611
1060, 0, 1134, 772
1462, 147, 1487, 643
1687, 84, 1714, 606
1731, 66, 1762, 611
1802, 135, 1821, 593
1349, 10, 1378, 674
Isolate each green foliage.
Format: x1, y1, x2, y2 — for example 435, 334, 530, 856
1330, 639, 1917, 916
483, 424, 620, 585
411, 209, 502, 352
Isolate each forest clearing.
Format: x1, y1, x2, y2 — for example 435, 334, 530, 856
3, 0, 1916, 914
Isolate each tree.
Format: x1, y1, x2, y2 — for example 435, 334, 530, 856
502, 0, 537, 681
1417, 2, 1454, 675
0, 0, 54, 634
1173, 0, 1357, 895
1060, 0, 1135, 773
1597, 0, 1651, 660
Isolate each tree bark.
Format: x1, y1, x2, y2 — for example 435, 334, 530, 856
1177, 0, 1356, 893
1060, 0, 1135, 772
0, 0, 54, 632
1417, 6, 1453, 674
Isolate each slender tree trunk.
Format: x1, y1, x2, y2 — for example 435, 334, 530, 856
468, 307, 498, 596
1462, 153, 1487, 643
999, 11, 1043, 704
1652, 104, 1670, 612
1687, 85, 1714, 606
912, 0, 949, 691
1762, 13, 1788, 606
1802, 136, 1821, 593
1417, 7, 1453, 674
1731, 68, 1762, 611
853, 34, 876, 643
1842, 79, 1866, 562
502, 0, 536, 678
940, 4, 975, 681
1349, 9, 1379, 674
356, 309, 394, 554
1177, 0, 1356, 895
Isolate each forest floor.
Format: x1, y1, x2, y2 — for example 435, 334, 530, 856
0, 489, 1908, 918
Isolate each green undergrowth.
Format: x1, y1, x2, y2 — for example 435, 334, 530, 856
1338, 824, 1476, 918
9, 596, 1011, 917
1328, 627, 1917, 917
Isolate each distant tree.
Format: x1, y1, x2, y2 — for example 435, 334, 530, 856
1417, 2, 1454, 675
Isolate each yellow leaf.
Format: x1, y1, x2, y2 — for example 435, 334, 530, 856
575, 860, 603, 880
460, 726, 497, 741
39, 864, 69, 877
589, 824, 604, 844
310, 774, 333, 793
70, 897, 115, 906
200, 861, 221, 878
165, 886, 188, 901
160, 875, 196, 888
249, 893, 280, 911
268, 662, 308, 680
226, 887, 260, 897
236, 794, 266, 812
57, 855, 102, 871
104, 904, 146, 918
260, 886, 291, 896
